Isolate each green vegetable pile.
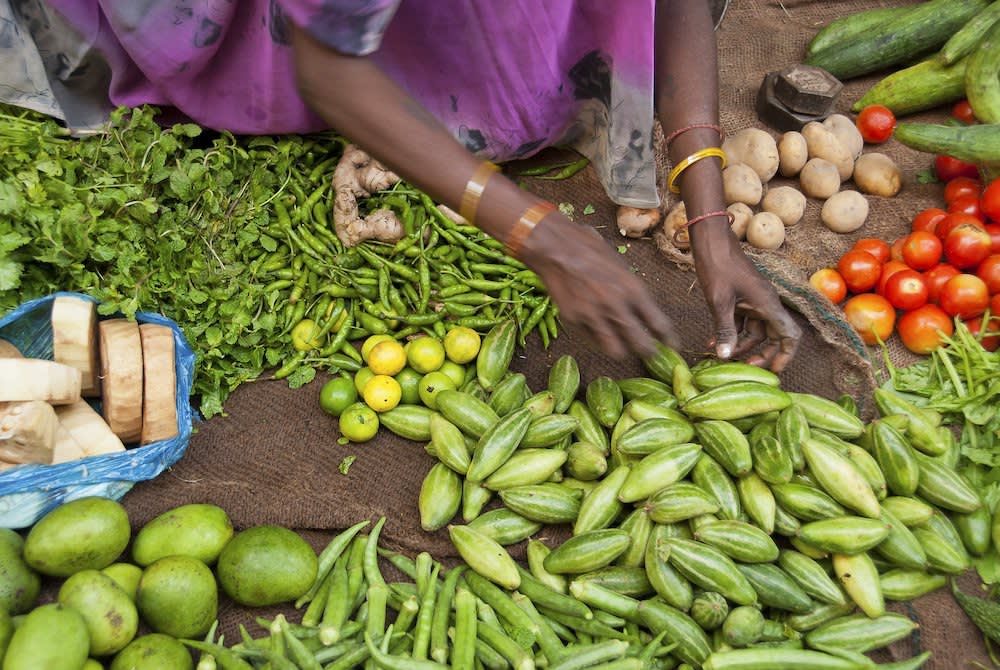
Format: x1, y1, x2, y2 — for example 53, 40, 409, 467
0, 105, 556, 418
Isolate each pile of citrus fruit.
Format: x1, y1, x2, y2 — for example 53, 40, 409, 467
318, 327, 482, 442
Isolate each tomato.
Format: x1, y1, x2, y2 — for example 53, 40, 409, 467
890, 236, 906, 263
897, 304, 954, 354
877, 260, 911, 296
911, 207, 948, 235
837, 249, 883, 294
993, 293, 1000, 316
851, 238, 891, 265
985, 223, 1000, 253
935, 154, 981, 182
939, 273, 990, 319
944, 223, 993, 269
856, 105, 896, 144
937, 212, 986, 240
923, 263, 961, 304
947, 194, 984, 220
952, 99, 978, 125
843, 293, 896, 346
809, 267, 848, 304
900, 231, 943, 271
943, 177, 982, 204
975, 254, 1000, 294
964, 314, 1000, 352
982, 178, 1000, 223
883, 269, 928, 311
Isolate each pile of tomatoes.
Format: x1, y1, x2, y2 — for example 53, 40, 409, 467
810, 174, 1000, 355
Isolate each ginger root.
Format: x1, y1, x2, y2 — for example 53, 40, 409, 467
333, 144, 405, 247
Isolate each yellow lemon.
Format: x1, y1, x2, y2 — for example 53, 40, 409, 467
361, 334, 395, 363
405, 336, 446, 374
363, 375, 402, 413
444, 327, 481, 364
367, 340, 407, 376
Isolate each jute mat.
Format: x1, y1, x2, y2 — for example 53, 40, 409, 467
111, 1, 991, 666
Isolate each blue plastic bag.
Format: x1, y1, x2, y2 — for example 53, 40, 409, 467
0, 292, 196, 528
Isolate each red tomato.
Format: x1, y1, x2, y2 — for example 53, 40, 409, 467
937, 212, 986, 240
944, 224, 993, 269
935, 154, 981, 182
923, 263, 961, 304
890, 236, 906, 263
901, 231, 943, 271
843, 293, 896, 345
964, 314, 1000, 352
943, 177, 982, 204
809, 268, 848, 304
883, 269, 928, 311
911, 207, 948, 235
897, 304, 954, 354
877, 260, 911, 296
982, 178, 1000, 223
975, 254, 1000, 294
856, 105, 896, 144
947, 194, 984, 220
837, 250, 883, 294
952, 99, 978, 125
939, 274, 990, 319
985, 223, 1000, 253
993, 293, 1000, 315
851, 238, 891, 265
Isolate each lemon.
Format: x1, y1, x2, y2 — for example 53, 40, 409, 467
418, 371, 457, 409
438, 360, 467, 388
291, 319, 323, 352
405, 336, 446, 374
339, 403, 379, 442
444, 326, 481, 364
394, 367, 423, 406
319, 376, 358, 417
354, 367, 375, 395
367, 340, 407, 376
361, 334, 395, 363
363, 375, 402, 412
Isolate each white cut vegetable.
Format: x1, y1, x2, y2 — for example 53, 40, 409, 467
50, 424, 87, 464
98, 319, 144, 443
0, 400, 57, 465
0, 359, 82, 405
55, 401, 126, 458
139, 324, 179, 444
51, 296, 101, 397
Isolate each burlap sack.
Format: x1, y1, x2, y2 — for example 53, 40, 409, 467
112, 0, 988, 666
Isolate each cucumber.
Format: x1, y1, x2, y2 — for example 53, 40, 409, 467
894, 122, 1000, 168
805, 0, 990, 80
940, 2, 1000, 65
852, 57, 969, 117
966, 17, 1000, 123
806, 6, 913, 58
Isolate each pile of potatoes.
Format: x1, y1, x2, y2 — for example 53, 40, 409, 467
659, 114, 902, 252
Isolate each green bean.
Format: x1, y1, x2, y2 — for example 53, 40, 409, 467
299, 519, 370, 608
366, 582, 390, 643
452, 587, 478, 670
519, 298, 550, 346
514, 160, 580, 177
543, 307, 559, 340
511, 592, 564, 663
539, 319, 551, 349
313, 639, 363, 665
346, 535, 369, 616
302, 571, 334, 627
180, 639, 256, 670
412, 562, 441, 660
447, 292, 496, 306
364, 517, 388, 587
364, 632, 449, 670
439, 284, 473, 298
476, 621, 534, 670
456, 316, 508, 330
472, 636, 510, 670
263, 279, 294, 294
324, 642, 371, 670
535, 607, 629, 641
320, 555, 352, 644
377, 547, 418, 580
279, 615, 324, 670
394, 595, 421, 635
463, 572, 538, 646
431, 566, 467, 663
273, 351, 306, 380
320, 310, 354, 357
445, 302, 480, 318
415, 552, 434, 597
462, 278, 513, 292
535, 157, 589, 181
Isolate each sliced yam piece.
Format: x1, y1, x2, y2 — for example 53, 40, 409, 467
0, 359, 82, 405
98, 319, 144, 443
50, 424, 87, 464
0, 400, 57, 464
55, 400, 126, 457
51, 296, 101, 396
0, 340, 22, 358
138, 324, 178, 444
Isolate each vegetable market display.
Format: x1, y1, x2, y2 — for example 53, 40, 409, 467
5, 334, 994, 669
0, 106, 556, 419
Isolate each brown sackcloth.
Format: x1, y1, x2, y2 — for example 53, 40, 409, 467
110, 0, 990, 667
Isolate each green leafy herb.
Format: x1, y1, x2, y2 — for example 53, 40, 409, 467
916, 168, 939, 184
338, 455, 356, 475
617, 245, 627, 254
583, 204, 595, 215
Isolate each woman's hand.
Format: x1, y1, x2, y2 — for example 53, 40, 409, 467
519, 213, 678, 360
693, 231, 802, 373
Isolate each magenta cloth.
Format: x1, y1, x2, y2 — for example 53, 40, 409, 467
43, 0, 661, 206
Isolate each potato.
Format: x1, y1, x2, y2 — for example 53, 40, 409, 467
723, 164, 763, 206
746, 212, 785, 250
722, 128, 780, 182
617, 206, 661, 238
802, 121, 854, 181
761, 186, 807, 227
778, 131, 808, 178
822, 114, 864, 160
821, 190, 869, 233
661, 201, 690, 250
799, 158, 841, 199
727, 202, 754, 240
852, 153, 902, 198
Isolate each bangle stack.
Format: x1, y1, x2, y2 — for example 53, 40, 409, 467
459, 160, 500, 225
506, 202, 557, 258
667, 147, 727, 194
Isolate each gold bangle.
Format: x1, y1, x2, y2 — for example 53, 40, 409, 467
460, 161, 500, 224
506, 201, 557, 258
667, 147, 727, 194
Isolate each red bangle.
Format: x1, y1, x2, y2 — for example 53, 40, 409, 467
665, 123, 725, 147
674, 209, 734, 245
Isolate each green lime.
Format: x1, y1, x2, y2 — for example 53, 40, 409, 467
291, 319, 323, 352
395, 368, 423, 405
444, 326, 481, 364
354, 367, 375, 395
339, 402, 380, 442
418, 371, 457, 409
319, 376, 358, 417
405, 336, 446, 374
438, 361, 467, 388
